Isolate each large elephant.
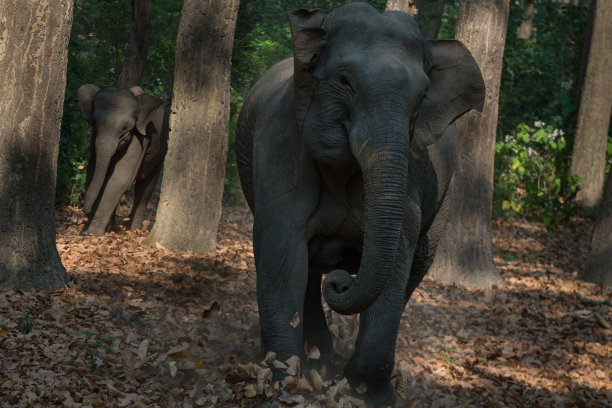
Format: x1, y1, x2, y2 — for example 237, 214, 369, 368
75, 85, 169, 236
236, 3, 485, 406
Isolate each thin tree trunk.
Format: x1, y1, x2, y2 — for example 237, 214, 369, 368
428, 0, 509, 289
415, 0, 446, 39
0, 0, 72, 290
118, 0, 152, 88
570, 0, 612, 207
516, 0, 535, 39
581, 171, 612, 286
386, 0, 418, 16
146, 0, 240, 252
575, 0, 595, 104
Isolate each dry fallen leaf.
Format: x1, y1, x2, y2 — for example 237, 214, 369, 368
168, 360, 178, 377
202, 301, 220, 319
290, 311, 300, 328
307, 345, 321, 360
137, 339, 150, 360
286, 355, 301, 376
167, 342, 190, 359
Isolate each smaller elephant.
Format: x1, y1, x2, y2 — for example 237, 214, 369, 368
75, 85, 169, 236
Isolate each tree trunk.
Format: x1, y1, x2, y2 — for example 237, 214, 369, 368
415, 0, 446, 39
581, 171, 612, 286
145, 0, 240, 252
117, 0, 152, 88
386, 0, 418, 16
570, 0, 612, 207
575, 0, 595, 105
516, 0, 535, 39
428, 0, 509, 289
0, 0, 72, 291
386, 0, 445, 38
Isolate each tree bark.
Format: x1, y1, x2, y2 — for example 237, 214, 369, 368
146, 0, 240, 252
575, 0, 595, 105
415, 0, 446, 39
117, 0, 152, 88
386, 0, 445, 37
0, 0, 72, 290
386, 0, 418, 16
581, 171, 612, 286
570, 0, 612, 207
428, 0, 509, 289
516, 0, 535, 39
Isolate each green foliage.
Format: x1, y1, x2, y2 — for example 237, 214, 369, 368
438, 0, 458, 39
494, 121, 581, 226
72, 330, 119, 370
607, 135, 612, 175
500, 1, 588, 135
17, 313, 36, 334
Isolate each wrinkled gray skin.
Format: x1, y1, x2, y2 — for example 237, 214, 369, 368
75, 85, 169, 236
236, 3, 484, 406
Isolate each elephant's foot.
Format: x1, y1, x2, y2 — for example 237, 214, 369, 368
346, 376, 396, 407
81, 226, 106, 236
81, 228, 106, 237
82, 219, 109, 236
303, 330, 334, 366
129, 212, 146, 231
129, 221, 144, 231
344, 359, 397, 407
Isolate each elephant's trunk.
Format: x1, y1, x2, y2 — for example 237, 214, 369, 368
84, 138, 115, 215
322, 114, 411, 315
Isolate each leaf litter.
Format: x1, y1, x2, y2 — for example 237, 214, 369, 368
0, 203, 610, 407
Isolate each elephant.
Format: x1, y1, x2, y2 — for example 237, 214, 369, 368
75, 85, 169, 236
235, 3, 485, 406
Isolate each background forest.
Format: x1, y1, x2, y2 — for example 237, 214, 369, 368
57, 0, 610, 225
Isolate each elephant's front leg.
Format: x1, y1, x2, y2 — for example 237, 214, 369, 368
344, 231, 416, 406
254, 217, 310, 368
85, 141, 144, 236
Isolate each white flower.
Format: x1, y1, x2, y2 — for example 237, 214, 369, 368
534, 120, 545, 128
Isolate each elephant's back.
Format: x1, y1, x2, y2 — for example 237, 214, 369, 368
236, 58, 294, 212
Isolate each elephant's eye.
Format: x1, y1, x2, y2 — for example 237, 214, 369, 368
122, 124, 130, 133
338, 74, 352, 90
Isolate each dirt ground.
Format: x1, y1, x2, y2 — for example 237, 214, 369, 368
0, 203, 610, 407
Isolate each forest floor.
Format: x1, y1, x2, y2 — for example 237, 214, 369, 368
0, 202, 611, 408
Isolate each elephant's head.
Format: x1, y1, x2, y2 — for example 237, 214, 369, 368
75, 85, 162, 215
288, 3, 485, 314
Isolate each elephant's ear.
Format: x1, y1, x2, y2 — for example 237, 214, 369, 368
75, 84, 100, 123
135, 94, 163, 135
412, 40, 485, 157
287, 8, 326, 126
